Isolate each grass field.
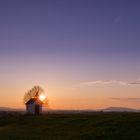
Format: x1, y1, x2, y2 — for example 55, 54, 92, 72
0, 112, 140, 140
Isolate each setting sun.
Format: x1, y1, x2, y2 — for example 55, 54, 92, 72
39, 94, 46, 101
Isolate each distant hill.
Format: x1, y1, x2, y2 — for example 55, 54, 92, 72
0, 106, 139, 112
0, 107, 24, 111
102, 107, 138, 112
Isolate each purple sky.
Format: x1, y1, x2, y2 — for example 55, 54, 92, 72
0, 0, 140, 54
0, 0, 140, 109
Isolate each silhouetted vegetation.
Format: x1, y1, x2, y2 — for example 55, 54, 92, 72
0, 112, 140, 140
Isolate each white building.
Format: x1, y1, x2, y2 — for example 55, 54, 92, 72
26, 98, 43, 115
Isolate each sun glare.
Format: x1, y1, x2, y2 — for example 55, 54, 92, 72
39, 94, 46, 101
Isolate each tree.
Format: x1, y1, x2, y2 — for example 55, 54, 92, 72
23, 85, 44, 104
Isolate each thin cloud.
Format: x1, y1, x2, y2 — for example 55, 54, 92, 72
81, 80, 113, 85
80, 79, 140, 86
80, 80, 128, 86
110, 98, 140, 102
128, 82, 140, 85
128, 79, 140, 85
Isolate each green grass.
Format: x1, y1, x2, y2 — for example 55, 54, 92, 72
0, 112, 140, 140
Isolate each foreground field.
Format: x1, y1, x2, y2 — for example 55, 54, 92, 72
0, 112, 140, 140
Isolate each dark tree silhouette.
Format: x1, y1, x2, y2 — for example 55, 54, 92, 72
23, 86, 44, 104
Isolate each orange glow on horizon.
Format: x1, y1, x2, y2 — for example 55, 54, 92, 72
0, 84, 140, 110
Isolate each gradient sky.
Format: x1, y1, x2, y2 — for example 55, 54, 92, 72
0, 0, 140, 109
